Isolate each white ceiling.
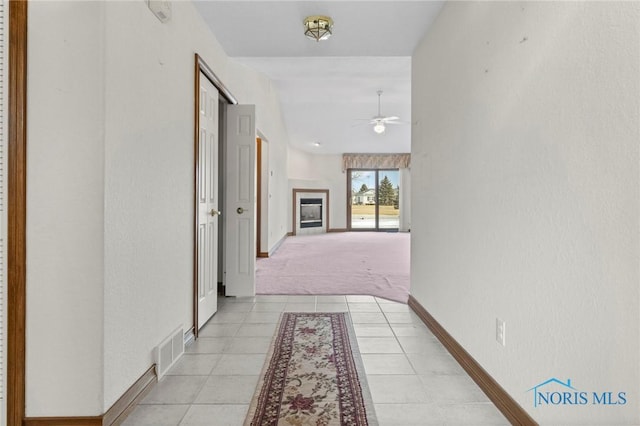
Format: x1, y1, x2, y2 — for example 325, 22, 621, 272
193, 1, 445, 154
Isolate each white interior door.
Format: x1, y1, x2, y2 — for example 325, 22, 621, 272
224, 105, 256, 296
197, 73, 220, 328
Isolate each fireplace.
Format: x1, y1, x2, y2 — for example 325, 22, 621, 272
293, 189, 329, 235
300, 198, 323, 228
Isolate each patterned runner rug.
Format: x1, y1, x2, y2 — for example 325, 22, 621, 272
244, 312, 377, 426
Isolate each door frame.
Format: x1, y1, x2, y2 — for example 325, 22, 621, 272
8, 1, 28, 424
256, 137, 263, 257
193, 54, 237, 338
256, 135, 269, 258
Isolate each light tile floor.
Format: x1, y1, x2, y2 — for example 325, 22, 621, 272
122, 295, 508, 426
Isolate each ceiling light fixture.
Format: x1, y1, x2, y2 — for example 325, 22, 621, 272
304, 15, 333, 42
373, 121, 386, 134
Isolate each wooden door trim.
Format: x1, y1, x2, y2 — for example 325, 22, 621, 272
8, 1, 28, 424
256, 136, 270, 258
192, 57, 202, 339
256, 137, 262, 257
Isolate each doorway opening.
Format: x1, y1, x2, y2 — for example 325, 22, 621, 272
256, 136, 269, 258
348, 169, 400, 231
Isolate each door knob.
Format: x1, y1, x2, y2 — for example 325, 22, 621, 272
236, 207, 244, 214
210, 209, 221, 217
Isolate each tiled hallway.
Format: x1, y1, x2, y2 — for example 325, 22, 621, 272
123, 295, 508, 425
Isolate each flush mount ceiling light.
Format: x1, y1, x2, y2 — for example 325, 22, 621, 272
304, 15, 333, 42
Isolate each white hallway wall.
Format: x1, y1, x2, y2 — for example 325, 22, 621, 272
27, 0, 290, 416
27, 2, 105, 415
411, 2, 639, 425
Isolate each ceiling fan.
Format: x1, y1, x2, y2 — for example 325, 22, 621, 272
354, 90, 406, 134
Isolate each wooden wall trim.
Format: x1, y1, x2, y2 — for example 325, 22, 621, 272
8, 1, 28, 425
291, 188, 330, 236
23, 417, 102, 426
408, 296, 538, 426
102, 365, 157, 426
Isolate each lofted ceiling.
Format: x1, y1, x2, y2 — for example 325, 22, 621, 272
193, 1, 444, 154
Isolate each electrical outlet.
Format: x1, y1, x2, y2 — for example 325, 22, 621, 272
496, 318, 506, 346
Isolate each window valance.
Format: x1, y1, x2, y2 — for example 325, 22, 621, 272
341, 153, 411, 172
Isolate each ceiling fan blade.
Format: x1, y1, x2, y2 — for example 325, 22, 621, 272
385, 120, 410, 125
381, 116, 400, 122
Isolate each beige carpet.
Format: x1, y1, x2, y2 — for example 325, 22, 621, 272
256, 232, 410, 303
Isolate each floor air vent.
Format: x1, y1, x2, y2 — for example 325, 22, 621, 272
155, 325, 184, 379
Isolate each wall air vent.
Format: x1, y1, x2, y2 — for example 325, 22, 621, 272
155, 325, 184, 379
